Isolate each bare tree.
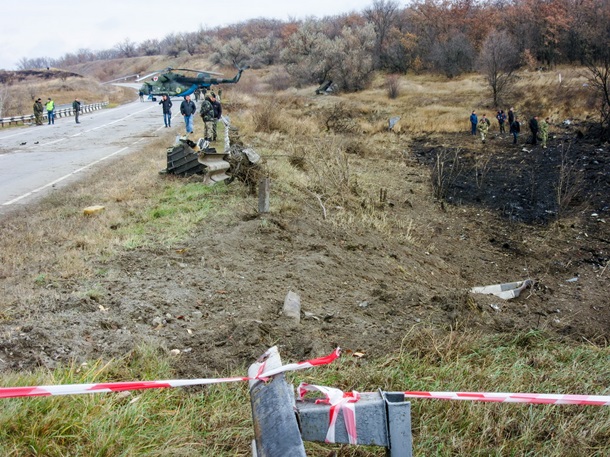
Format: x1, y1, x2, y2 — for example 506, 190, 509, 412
327, 24, 376, 92
578, 0, 610, 140
280, 21, 333, 86
16, 57, 53, 70
115, 38, 138, 58
477, 30, 520, 106
210, 37, 250, 67
430, 32, 475, 78
160, 34, 185, 57
364, 0, 400, 70
138, 39, 161, 56
586, 56, 610, 140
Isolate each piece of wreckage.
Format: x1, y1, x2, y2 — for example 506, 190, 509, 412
161, 116, 263, 190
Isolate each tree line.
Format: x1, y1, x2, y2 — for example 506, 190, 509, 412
17, 0, 610, 137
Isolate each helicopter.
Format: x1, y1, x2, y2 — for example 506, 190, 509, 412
137, 66, 247, 97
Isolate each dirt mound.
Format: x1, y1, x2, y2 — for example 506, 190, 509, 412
1, 127, 608, 377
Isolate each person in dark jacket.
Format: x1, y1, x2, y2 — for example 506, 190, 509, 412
470, 110, 478, 135
72, 98, 81, 124
210, 93, 222, 141
159, 95, 173, 128
529, 116, 539, 145
510, 116, 521, 144
200, 95, 215, 141
508, 107, 515, 125
180, 95, 196, 134
496, 110, 506, 134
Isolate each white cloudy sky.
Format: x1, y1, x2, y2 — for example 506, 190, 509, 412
0, 0, 379, 70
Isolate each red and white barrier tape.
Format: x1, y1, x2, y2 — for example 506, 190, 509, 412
298, 383, 360, 444
0, 348, 341, 400
403, 391, 610, 406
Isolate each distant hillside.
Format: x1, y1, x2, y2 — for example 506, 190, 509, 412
0, 68, 82, 84
66, 55, 220, 83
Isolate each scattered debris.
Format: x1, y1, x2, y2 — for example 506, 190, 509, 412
389, 116, 401, 131
283, 290, 301, 322
315, 80, 334, 95
470, 279, 532, 300
83, 205, 105, 216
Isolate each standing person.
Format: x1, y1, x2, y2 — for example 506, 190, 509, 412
510, 116, 521, 144
199, 94, 215, 141
470, 110, 478, 135
529, 116, 539, 145
139, 90, 144, 102
159, 94, 173, 128
72, 98, 81, 123
180, 95, 196, 134
508, 107, 515, 126
33, 98, 44, 125
478, 113, 490, 143
496, 109, 507, 133
539, 117, 550, 148
210, 92, 222, 141
46, 97, 55, 125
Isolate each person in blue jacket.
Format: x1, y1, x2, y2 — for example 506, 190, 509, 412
470, 110, 478, 135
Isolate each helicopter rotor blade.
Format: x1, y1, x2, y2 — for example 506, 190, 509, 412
172, 67, 224, 76
136, 70, 161, 82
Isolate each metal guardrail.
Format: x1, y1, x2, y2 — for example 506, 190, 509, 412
0, 102, 108, 127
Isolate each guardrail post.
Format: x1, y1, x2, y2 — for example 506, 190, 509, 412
249, 347, 306, 457
297, 390, 413, 456
258, 178, 270, 213
384, 391, 413, 456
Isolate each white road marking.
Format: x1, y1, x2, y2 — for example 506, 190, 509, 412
3, 146, 130, 206
43, 138, 66, 146
0, 104, 156, 143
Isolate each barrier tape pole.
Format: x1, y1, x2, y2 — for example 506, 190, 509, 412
0, 348, 341, 400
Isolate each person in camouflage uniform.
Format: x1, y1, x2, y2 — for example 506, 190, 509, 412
199, 95, 215, 141
539, 117, 550, 148
478, 114, 490, 143
33, 98, 44, 125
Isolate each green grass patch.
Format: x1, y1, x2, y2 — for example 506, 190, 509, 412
118, 181, 230, 249
1, 332, 609, 456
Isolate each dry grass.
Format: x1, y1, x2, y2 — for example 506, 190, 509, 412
0, 64, 609, 455
0, 132, 233, 314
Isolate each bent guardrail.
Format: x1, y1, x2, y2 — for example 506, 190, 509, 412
0, 102, 108, 127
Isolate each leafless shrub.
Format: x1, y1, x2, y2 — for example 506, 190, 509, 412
265, 69, 293, 91
431, 148, 463, 201
386, 74, 401, 99
251, 99, 285, 133
555, 143, 584, 219
474, 152, 492, 189
343, 139, 367, 156
324, 103, 359, 134
288, 155, 308, 171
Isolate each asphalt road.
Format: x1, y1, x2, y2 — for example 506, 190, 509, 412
0, 100, 175, 213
